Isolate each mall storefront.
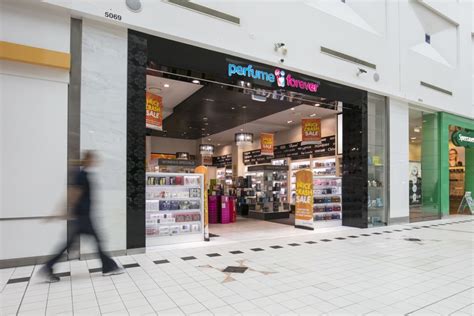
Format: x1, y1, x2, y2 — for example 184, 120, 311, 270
408, 110, 473, 222
125, 30, 389, 251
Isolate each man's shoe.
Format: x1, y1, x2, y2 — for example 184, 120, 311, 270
39, 267, 60, 283
102, 267, 125, 276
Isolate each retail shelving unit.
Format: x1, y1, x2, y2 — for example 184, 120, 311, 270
290, 159, 311, 204
217, 166, 233, 185
145, 172, 204, 246
312, 157, 342, 222
367, 156, 385, 227
245, 165, 289, 220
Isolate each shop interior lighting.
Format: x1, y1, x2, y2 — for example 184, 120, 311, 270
163, 83, 170, 88
411, 137, 417, 140
310, 113, 317, 117
291, 107, 295, 111
287, 120, 293, 124
192, 79, 200, 84
235, 132, 254, 147
199, 144, 214, 155
315, 103, 320, 107
251, 94, 267, 102
414, 127, 421, 133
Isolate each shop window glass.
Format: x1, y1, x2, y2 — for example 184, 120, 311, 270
409, 108, 440, 222
367, 93, 387, 227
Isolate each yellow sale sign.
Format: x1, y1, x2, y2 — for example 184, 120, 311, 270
301, 118, 321, 145
295, 169, 314, 230
146, 92, 163, 131
260, 133, 274, 156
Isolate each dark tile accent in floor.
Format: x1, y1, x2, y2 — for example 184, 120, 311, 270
372, 232, 382, 235
288, 243, 301, 246
321, 239, 332, 242
181, 256, 197, 261
405, 238, 422, 242
394, 229, 403, 232
154, 260, 170, 264
251, 248, 264, 252
383, 231, 393, 233
422, 226, 430, 228
348, 236, 359, 238
7, 277, 30, 284
206, 253, 221, 257
335, 237, 346, 240
360, 234, 371, 236
123, 263, 140, 269
270, 246, 283, 249
209, 233, 220, 237
54, 272, 71, 278
223, 266, 248, 273
230, 251, 243, 254
413, 227, 422, 229
89, 268, 102, 273
403, 228, 412, 230
305, 241, 317, 244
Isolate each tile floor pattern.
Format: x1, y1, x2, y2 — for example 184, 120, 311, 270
0, 217, 473, 316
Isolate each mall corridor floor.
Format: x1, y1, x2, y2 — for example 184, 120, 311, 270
1, 217, 473, 316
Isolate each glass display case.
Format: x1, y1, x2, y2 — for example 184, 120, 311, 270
367, 93, 388, 227
145, 172, 204, 246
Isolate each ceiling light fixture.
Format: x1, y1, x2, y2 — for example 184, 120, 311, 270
235, 132, 253, 147
410, 137, 417, 140
203, 117, 208, 121
414, 127, 420, 133
310, 113, 316, 117
287, 120, 293, 124
192, 79, 200, 84
199, 144, 214, 155
291, 108, 295, 111
315, 103, 320, 107
163, 83, 170, 88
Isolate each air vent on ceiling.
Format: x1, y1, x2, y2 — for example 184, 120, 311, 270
420, 81, 452, 96
321, 46, 376, 69
165, 0, 240, 25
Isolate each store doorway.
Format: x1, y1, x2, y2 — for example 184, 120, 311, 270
408, 108, 441, 222
144, 71, 344, 245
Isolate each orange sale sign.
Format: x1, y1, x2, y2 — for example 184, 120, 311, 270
301, 118, 321, 145
146, 92, 163, 131
260, 133, 274, 156
295, 169, 314, 230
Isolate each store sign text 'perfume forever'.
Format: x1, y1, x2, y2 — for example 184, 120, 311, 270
227, 63, 320, 93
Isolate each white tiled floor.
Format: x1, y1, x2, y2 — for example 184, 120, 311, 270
0, 216, 473, 316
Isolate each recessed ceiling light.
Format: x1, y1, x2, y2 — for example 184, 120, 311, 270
202, 128, 205, 131
204, 98, 214, 102
291, 108, 295, 111
204, 122, 209, 125
240, 128, 244, 132
315, 103, 320, 107
410, 137, 417, 140
287, 120, 293, 124
231, 107, 235, 110
192, 79, 200, 84
207, 138, 211, 141
217, 143, 221, 146
414, 127, 420, 133
310, 113, 316, 117
163, 83, 170, 88
203, 117, 208, 121
242, 105, 247, 109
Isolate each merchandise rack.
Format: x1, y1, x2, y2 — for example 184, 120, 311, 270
145, 172, 204, 246
312, 157, 342, 221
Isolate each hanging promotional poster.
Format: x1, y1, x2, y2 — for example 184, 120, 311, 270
146, 92, 163, 131
295, 169, 314, 230
301, 118, 321, 145
260, 133, 274, 156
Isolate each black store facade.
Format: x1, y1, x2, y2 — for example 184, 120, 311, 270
127, 30, 379, 251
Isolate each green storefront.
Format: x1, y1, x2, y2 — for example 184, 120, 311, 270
410, 111, 473, 221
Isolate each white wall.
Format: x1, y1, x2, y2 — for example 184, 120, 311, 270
43, 0, 473, 118
79, 19, 128, 254
0, 1, 70, 260
389, 99, 410, 222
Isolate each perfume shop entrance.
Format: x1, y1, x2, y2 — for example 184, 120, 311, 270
127, 31, 374, 249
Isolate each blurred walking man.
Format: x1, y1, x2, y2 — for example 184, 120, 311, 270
41, 151, 123, 282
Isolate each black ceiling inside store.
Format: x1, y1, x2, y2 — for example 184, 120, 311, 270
147, 84, 310, 139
